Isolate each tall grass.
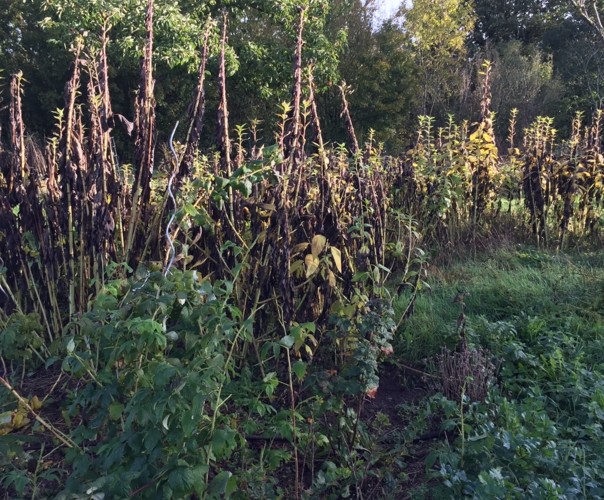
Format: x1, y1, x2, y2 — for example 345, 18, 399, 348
395, 246, 604, 362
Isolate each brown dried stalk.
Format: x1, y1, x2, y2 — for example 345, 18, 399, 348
9, 72, 26, 195
178, 22, 213, 183
128, 0, 157, 265
338, 83, 359, 155
0, 375, 79, 450
216, 12, 232, 178
58, 42, 85, 319
283, 6, 307, 171
470, 61, 496, 228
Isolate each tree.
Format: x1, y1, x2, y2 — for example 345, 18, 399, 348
343, 20, 417, 151
470, 0, 604, 131
317, 0, 377, 143
301, 1, 420, 151
472, 0, 567, 46
486, 41, 563, 135
0, 0, 72, 132
223, 0, 344, 135
544, 18, 604, 126
570, 0, 604, 41
2, 0, 342, 141
399, 0, 477, 118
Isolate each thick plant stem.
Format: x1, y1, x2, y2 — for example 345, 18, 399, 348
285, 347, 300, 500
339, 83, 359, 155
129, 0, 157, 266
283, 6, 306, 172
178, 22, 212, 183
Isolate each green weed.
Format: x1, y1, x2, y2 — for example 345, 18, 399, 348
397, 247, 604, 497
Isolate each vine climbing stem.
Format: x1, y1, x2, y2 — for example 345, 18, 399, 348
164, 121, 180, 277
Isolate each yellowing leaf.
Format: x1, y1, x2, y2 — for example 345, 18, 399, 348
12, 411, 29, 429
292, 242, 310, 254
328, 270, 336, 288
373, 266, 381, 284
305, 254, 320, 278
291, 259, 305, 277
330, 247, 342, 273
31, 396, 42, 411
311, 235, 327, 257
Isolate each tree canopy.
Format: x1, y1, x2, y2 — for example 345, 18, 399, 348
0, 0, 603, 151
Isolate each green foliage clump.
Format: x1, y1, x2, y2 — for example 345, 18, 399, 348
0, 313, 45, 367
0, 254, 401, 498
59, 268, 244, 498
397, 247, 604, 498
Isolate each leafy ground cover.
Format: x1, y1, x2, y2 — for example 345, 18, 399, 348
393, 245, 604, 498
2, 245, 602, 499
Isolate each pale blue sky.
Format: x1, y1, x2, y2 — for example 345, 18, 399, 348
376, 0, 404, 18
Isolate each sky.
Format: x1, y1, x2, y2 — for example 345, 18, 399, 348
376, 0, 404, 18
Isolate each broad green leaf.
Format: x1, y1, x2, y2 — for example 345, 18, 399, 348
153, 362, 178, 388
208, 471, 234, 497
243, 179, 253, 197
108, 402, 124, 420
328, 269, 336, 287
144, 429, 163, 453
167, 466, 196, 492
352, 271, 369, 282
214, 176, 229, 190
263, 372, 279, 397
290, 259, 305, 276
293, 360, 307, 380
212, 429, 237, 459
280, 335, 295, 349
299, 322, 316, 333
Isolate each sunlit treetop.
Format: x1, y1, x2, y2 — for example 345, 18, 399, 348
399, 0, 476, 55
40, 0, 338, 72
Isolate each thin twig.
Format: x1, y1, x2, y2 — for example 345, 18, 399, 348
0, 376, 79, 449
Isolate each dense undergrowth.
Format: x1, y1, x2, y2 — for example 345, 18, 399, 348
0, 1, 604, 498
2, 246, 603, 498
396, 247, 604, 498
